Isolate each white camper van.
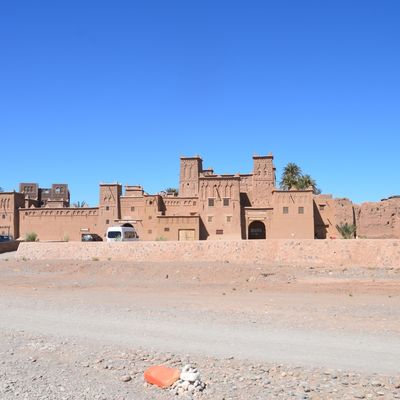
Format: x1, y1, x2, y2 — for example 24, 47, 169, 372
106, 226, 139, 242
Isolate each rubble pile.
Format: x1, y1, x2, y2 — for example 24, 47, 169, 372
171, 364, 206, 395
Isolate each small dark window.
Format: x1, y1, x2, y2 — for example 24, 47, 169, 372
106, 219, 110, 224
2, 215, 5, 219
223, 198, 230, 207
208, 198, 214, 207
283, 207, 289, 214
208, 216, 213, 222
216, 229, 224, 235
149, 200, 153, 205
107, 231, 121, 239
193, 201, 197, 206
319, 204, 325, 211
131, 206, 135, 211
148, 229, 152, 234
226, 216, 232, 222
148, 215, 152, 220
106, 206, 109, 211
298, 207, 304, 214
124, 231, 137, 239
164, 227, 170, 232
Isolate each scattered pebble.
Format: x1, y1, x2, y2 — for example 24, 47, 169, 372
120, 375, 132, 382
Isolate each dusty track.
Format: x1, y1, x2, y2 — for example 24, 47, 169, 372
1, 257, 400, 399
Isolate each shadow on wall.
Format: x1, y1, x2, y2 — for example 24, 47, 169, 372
240, 193, 251, 239
313, 202, 327, 239
199, 218, 209, 240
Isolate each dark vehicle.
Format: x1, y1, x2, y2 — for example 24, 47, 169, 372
0, 235, 12, 242
81, 233, 103, 242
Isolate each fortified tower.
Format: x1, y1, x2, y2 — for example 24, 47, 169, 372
179, 156, 203, 197
98, 183, 122, 236
251, 154, 276, 206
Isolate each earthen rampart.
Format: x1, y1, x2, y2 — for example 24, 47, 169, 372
356, 198, 400, 239
19, 208, 99, 241
16, 239, 400, 267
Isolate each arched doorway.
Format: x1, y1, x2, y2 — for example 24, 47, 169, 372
248, 221, 266, 240
121, 223, 134, 228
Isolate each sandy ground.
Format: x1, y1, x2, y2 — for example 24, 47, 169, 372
1, 252, 400, 399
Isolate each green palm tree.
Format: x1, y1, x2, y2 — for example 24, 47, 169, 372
296, 174, 321, 194
336, 222, 356, 239
165, 188, 178, 196
280, 163, 321, 194
279, 163, 302, 190
73, 201, 88, 208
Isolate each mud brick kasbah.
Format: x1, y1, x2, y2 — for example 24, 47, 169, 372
1, 154, 399, 241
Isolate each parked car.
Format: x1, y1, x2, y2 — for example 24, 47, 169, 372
81, 233, 103, 242
0, 235, 12, 242
106, 226, 139, 242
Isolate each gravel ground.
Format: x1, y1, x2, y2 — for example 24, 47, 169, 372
1, 330, 400, 400
1, 257, 400, 399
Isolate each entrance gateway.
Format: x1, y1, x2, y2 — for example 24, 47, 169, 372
248, 220, 266, 239
179, 229, 196, 241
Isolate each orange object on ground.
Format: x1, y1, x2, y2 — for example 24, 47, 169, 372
144, 365, 181, 388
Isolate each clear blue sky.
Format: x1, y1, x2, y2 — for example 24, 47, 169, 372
1, 1, 399, 206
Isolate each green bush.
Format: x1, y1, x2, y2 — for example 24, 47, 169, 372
25, 232, 38, 242
155, 236, 167, 241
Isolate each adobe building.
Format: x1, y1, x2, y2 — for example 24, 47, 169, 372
19, 183, 70, 208
1, 153, 399, 241
0, 192, 25, 239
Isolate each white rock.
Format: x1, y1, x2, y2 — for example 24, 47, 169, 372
120, 375, 131, 382
181, 371, 200, 382
177, 387, 185, 395
181, 381, 190, 390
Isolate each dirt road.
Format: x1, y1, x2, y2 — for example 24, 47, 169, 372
1, 257, 400, 399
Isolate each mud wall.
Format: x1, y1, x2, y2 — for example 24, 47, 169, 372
19, 208, 100, 241
356, 198, 400, 239
16, 239, 400, 267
